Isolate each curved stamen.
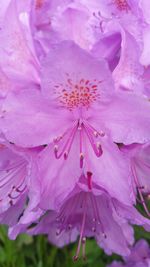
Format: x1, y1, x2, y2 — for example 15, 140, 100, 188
83, 124, 103, 157
92, 11, 111, 33
131, 162, 150, 217
0, 159, 27, 206
54, 121, 78, 159
0, 163, 26, 189
8, 185, 27, 200
53, 120, 104, 168
55, 185, 108, 262
84, 120, 105, 137
0, 159, 25, 172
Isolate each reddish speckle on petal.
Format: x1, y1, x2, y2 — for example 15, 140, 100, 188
54, 74, 101, 110
113, 0, 130, 11
87, 171, 93, 190
0, 144, 5, 149
35, 0, 44, 9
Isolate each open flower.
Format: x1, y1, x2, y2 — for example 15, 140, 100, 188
121, 143, 150, 217
11, 175, 150, 259
0, 0, 150, 261
1, 41, 150, 204
107, 239, 150, 267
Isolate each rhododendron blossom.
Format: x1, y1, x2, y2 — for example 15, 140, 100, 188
122, 143, 150, 217
7, 176, 150, 259
0, 0, 150, 262
108, 239, 150, 267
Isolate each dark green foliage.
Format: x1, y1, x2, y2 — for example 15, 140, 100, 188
0, 225, 149, 267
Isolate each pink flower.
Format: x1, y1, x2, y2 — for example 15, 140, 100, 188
10, 176, 150, 259
0, 0, 150, 260
0, 137, 42, 227
0, 143, 28, 212
2, 41, 150, 204
1, 41, 150, 146
108, 239, 150, 267
122, 143, 150, 217
0, 0, 39, 83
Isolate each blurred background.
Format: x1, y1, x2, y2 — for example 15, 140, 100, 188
0, 225, 149, 267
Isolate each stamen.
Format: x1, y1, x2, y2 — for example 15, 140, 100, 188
73, 195, 87, 261
54, 122, 78, 159
82, 237, 87, 261
79, 121, 84, 168
94, 131, 99, 138
83, 124, 103, 157
97, 142, 103, 156
80, 153, 84, 168
131, 162, 150, 217
0, 159, 27, 206
53, 120, 104, 167
0, 162, 26, 189
84, 121, 105, 137
93, 11, 108, 33
90, 194, 106, 238
55, 190, 108, 261
87, 171, 92, 190
73, 255, 78, 262
64, 151, 68, 160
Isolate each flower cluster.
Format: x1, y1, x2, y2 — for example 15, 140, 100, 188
0, 0, 150, 261
107, 239, 150, 267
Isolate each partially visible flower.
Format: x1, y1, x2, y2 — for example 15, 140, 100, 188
0, 143, 28, 212
87, 0, 148, 93
107, 239, 150, 267
0, 138, 42, 228
139, 0, 150, 24
10, 176, 150, 260
121, 143, 150, 217
112, 31, 144, 93
0, 0, 39, 83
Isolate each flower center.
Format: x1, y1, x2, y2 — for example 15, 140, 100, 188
54, 73, 102, 111
53, 120, 105, 168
